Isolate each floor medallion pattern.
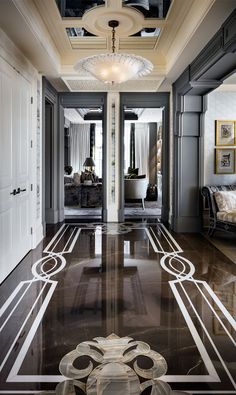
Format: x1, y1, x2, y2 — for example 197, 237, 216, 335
56, 333, 187, 395
0, 222, 235, 394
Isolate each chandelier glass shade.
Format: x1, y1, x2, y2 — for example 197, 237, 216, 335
75, 53, 153, 84
74, 20, 153, 84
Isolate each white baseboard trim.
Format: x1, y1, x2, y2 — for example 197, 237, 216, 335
32, 223, 43, 249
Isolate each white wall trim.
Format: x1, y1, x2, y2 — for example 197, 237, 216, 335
0, 28, 36, 82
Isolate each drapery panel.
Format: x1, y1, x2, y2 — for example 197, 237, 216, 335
135, 123, 149, 179
124, 123, 131, 173
70, 123, 90, 173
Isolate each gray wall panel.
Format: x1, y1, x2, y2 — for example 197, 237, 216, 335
42, 78, 59, 228
181, 113, 200, 136
180, 138, 199, 217
183, 95, 202, 112
172, 8, 236, 233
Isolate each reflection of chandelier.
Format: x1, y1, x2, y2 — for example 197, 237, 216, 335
74, 20, 153, 84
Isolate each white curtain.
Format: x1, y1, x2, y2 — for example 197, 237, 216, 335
124, 124, 131, 173
70, 124, 90, 173
135, 123, 149, 180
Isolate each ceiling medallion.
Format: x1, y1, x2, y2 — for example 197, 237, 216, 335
74, 20, 153, 84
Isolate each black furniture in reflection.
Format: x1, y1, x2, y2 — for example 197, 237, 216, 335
202, 184, 236, 236
81, 183, 102, 207
64, 176, 102, 207
64, 176, 81, 206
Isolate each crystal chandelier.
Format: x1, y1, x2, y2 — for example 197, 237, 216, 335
74, 20, 153, 84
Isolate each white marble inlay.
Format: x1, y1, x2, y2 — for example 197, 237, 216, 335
57, 334, 187, 395
0, 222, 235, 394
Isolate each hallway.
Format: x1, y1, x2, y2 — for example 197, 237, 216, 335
0, 222, 235, 394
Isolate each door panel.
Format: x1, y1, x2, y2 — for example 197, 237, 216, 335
0, 209, 13, 281
0, 58, 32, 283
15, 74, 31, 263
0, 59, 15, 283
0, 60, 14, 193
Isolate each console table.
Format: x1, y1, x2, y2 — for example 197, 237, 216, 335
81, 183, 102, 207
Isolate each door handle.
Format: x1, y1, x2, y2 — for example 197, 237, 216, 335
10, 187, 26, 196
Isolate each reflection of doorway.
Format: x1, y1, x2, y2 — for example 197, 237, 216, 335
120, 93, 169, 223
44, 97, 55, 225
124, 108, 163, 219
63, 107, 104, 220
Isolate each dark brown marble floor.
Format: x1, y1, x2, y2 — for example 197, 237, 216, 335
0, 222, 235, 394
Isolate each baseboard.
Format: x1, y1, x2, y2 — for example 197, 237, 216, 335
161, 206, 169, 224
102, 208, 108, 222
58, 208, 65, 223
105, 205, 120, 222
45, 208, 59, 224
171, 216, 202, 233
32, 222, 44, 249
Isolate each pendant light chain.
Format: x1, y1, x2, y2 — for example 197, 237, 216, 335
109, 20, 119, 54
112, 25, 116, 53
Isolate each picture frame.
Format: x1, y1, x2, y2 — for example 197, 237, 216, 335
215, 148, 235, 174
215, 120, 236, 146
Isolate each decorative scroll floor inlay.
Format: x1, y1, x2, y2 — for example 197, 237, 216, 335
0, 222, 235, 394
56, 333, 186, 395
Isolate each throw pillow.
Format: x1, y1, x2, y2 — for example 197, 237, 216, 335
64, 176, 73, 184
137, 174, 146, 179
73, 173, 81, 185
125, 173, 136, 179
127, 167, 139, 175
214, 191, 236, 211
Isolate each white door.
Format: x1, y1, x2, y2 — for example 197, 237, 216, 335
0, 58, 32, 283
0, 58, 15, 282
14, 72, 32, 263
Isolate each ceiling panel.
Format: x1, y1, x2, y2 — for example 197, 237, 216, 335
119, 36, 158, 50
69, 37, 107, 49
63, 77, 163, 91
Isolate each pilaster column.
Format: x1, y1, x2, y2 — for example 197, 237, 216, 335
104, 92, 121, 222
172, 95, 203, 232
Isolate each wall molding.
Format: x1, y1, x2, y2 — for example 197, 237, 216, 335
58, 92, 107, 222
172, 8, 236, 233
0, 28, 36, 82
42, 78, 59, 228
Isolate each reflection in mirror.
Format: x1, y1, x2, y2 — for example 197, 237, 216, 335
64, 107, 103, 220
124, 107, 163, 219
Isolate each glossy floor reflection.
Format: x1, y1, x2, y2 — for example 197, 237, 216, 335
0, 222, 236, 394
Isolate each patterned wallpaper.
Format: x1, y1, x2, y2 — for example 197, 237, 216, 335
204, 90, 236, 185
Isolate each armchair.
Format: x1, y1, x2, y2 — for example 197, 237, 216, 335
124, 178, 148, 210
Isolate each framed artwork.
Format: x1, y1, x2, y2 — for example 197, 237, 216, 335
215, 120, 236, 146
215, 148, 235, 174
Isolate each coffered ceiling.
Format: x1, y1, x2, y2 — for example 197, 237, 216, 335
0, 0, 235, 92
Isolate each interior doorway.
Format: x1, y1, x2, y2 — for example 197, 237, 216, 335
63, 107, 104, 221
44, 99, 53, 223
123, 107, 163, 219
120, 93, 169, 223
